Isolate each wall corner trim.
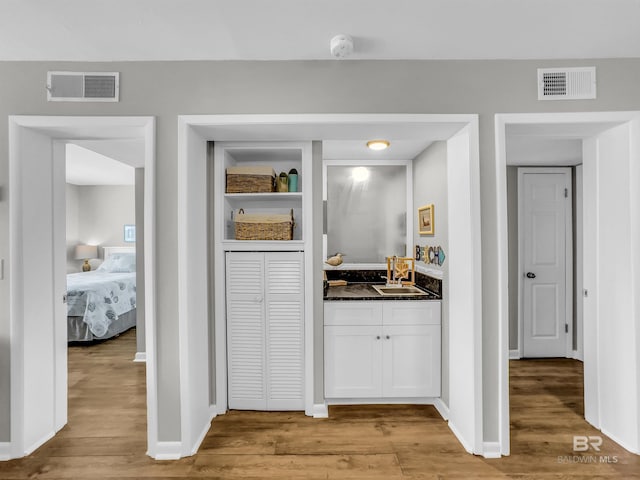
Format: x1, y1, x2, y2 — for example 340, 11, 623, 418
483, 441, 502, 458
509, 350, 520, 360
0, 442, 11, 461
433, 398, 450, 421
149, 441, 183, 461
133, 352, 147, 363
447, 420, 475, 454
186, 420, 213, 457
312, 403, 329, 418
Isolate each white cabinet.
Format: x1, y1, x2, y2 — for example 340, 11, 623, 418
324, 301, 441, 399
226, 251, 304, 411
325, 325, 383, 398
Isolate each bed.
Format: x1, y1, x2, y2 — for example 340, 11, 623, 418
67, 246, 137, 342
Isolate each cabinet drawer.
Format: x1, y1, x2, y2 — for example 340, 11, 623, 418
324, 301, 383, 326
383, 301, 441, 326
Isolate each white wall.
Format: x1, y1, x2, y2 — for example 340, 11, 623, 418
66, 185, 135, 272
586, 123, 639, 453
412, 141, 449, 406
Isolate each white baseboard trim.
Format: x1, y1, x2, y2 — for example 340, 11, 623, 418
150, 441, 183, 461
509, 350, 521, 360
483, 441, 502, 458
312, 403, 329, 418
433, 398, 449, 421
25, 430, 55, 457
601, 427, 640, 455
186, 420, 213, 457
326, 397, 438, 406
447, 420, 474, 454
0, 442, 11, 461
571, 350, 583, 362
133, 352, 147, 363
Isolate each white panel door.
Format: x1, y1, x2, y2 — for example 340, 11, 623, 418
382, 325, 441, 397
226, 252, 267, 410
324, 326, 383, 398
264, 252, 304, 410
520, 169, 571, 357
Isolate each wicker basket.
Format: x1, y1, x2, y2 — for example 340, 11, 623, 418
234, 208, 295, 241
226, 165, 276, 193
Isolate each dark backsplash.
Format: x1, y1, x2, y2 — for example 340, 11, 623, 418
324, 268, 442, 296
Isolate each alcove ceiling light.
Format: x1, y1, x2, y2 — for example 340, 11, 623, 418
367, 139, 390, 151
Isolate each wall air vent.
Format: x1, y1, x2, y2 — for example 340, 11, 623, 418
47, 71, 119, 102
537, 67, 596, 100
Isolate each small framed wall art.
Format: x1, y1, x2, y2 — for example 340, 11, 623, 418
418, 204, 434, 235
124, 224, 136, 243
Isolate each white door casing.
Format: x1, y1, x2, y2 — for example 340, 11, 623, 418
8, 116, 157, 460
518, 168, 572, 358
496, 111, 640, 458
183, 113, 482, 456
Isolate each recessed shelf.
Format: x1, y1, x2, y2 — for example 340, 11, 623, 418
222, 240, 305, 252
224, 192, 302, 199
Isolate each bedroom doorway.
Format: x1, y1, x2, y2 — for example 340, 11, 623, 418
64, 141, 144, 353
7, 116, 157, 460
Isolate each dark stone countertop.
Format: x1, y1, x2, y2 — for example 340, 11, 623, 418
324, 283, 441, 301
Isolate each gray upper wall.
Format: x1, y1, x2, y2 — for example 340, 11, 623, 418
1, 59, 640, 443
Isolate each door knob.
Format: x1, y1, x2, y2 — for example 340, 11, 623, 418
526, 272, 536, 279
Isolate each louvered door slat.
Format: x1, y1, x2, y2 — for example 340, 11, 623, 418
265, 252, 304, 409
226, 252, 267, 410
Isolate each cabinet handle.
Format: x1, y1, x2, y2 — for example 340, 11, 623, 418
385, 335, 390, 340
254, 296, 263, 303
376, 335, 381, 340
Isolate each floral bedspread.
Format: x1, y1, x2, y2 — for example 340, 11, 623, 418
66, 271, 136, 337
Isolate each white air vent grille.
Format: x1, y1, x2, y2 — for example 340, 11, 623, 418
538, 67, 596, 100
47, 71, 119, 102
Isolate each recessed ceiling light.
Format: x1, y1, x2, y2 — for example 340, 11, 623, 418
366, 139, 390, 151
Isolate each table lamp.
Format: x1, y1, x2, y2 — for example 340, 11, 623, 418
75, 244, 98, 272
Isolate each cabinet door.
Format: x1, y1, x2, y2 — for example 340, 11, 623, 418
382, 325, 441, 397
324, 325, 383, 398
265, 252, 304, 410
226, 252, 267, 410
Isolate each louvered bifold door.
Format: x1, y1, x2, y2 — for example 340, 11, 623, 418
226, 252, 267, 410
264, 252, 305, 410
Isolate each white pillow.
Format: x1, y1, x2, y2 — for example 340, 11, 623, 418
97, 252, 136, 273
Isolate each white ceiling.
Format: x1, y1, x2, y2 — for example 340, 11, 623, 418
66, 142, 136, 185
1, 0, 639, 61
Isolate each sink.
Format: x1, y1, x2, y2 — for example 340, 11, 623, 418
372, 285, 429, 296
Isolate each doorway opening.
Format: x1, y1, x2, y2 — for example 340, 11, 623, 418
7, 116, 157, 460
178, 114, 484, 458
496, 112, 640, 457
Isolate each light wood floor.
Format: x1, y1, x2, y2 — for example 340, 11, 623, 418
2, 330, 639, 478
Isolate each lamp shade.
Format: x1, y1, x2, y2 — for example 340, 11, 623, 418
75, 244, 98, 260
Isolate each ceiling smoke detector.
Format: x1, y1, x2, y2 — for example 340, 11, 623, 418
330, 34, 354, 59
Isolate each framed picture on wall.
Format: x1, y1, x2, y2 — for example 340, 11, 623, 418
418, 204, 434, 235
124, 224, 136, 243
